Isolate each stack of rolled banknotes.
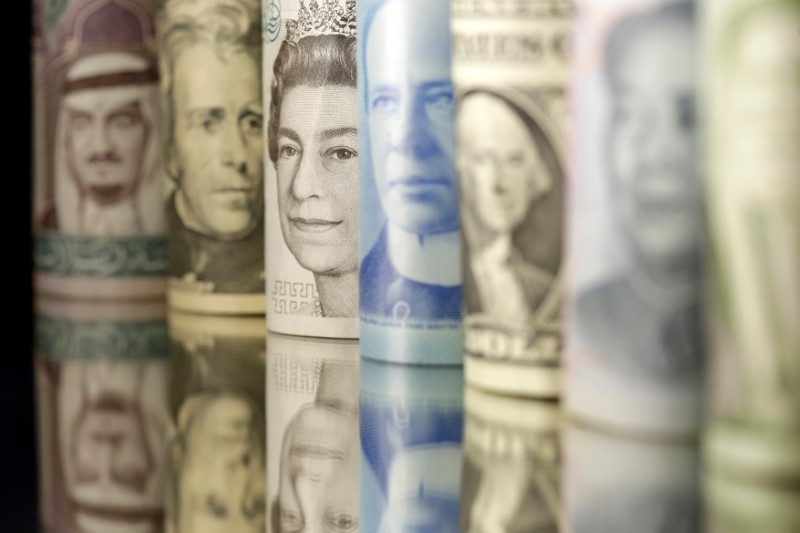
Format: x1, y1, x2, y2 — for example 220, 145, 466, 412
30, 0, 799, 530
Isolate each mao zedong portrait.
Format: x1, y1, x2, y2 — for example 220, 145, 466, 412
161, 0, 265, 293
269, 11, 359, 318
577, 2, 703, 377
360, 0, 462, 321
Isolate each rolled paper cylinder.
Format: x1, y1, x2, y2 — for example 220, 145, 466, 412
266, 333, 360, 533
460, 387, 561, 533
704, 475, 800, 533
33, 0, 167, 300
565, 0, 705, 438
358, 0, 463, 364
360, 359, 464, 532
452, 0, 570, 397
159, 0, 266, 315
166, 312, 266, 532
702, 0, 800, 487
263, 0, 360, 338
34, 298, 168, 532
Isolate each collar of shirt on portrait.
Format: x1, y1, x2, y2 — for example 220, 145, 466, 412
387, 225, 461, 287
80, 197, 143, 236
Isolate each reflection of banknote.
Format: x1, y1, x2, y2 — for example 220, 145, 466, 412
563, 423, 701, 533
159, 0, 265, 315
453, 0, 569, 397
358, 0, 463, 364
703, 0, 800, 486
33, 0, 167, 300
460, 388, 560, 533
35, 299, 168, 533
267, 334, 360, 532
705, 474, 800, 533
166, 313, 266, 533
263, 0, 359, 338
566, 0, 704, 437
360, 360, 464, 532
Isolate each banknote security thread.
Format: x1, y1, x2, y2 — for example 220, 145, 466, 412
358, 0, 463, 364
360, 359, 464, 533
159, 0, 266, 315
702, 0, 800, 486
565, 0, 705, 437
263, 0, 360, 338
453, 0, 570, 397
267, 334, 360, 533
33, 0, 168, 300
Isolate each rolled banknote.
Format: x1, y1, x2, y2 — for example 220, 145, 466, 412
563, 423, 701, 533
565, 0, 704, 437
166, 312, 266, 533
262, 0, 359, 338
702, 0, 800, 486
33, 0, 167, 300
360, 359, 464, 533
705, 474, 800, 533
34, 298, 168, 533
159, 0, 265, 315
267, 334, 360, 532
358, 0, 463, 364
460, 388, 560, 533
453, 0, 569, 396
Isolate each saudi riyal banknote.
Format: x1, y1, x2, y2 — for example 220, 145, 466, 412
566, 0, 704, 437
166, 313, 266, 533
460, 388, 560, 533
267, 334, 360, 532
358, 0, 463, 364
360, 360, 464, 532
563, 424, 701, 533
702, 0, 800, 486
453, 0, 569, 397
262, 0, 359, 338
34, 0, 167, 300
35, 299, 168, 533
159, 0, 265, 315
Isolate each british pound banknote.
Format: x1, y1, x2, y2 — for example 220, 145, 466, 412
702, 0, 800, 486
166, 312, 266, 533
358, 0, 463, 364
566, 0, 704, 437
35, 298, 168, 532
460, 388, 560, 532
159, 0, 266, 315
453, 0, 569, 397
263, 0, 359, 338
33, 0, 168, 300
267, 334, 360, 532
360, 359, 464, 532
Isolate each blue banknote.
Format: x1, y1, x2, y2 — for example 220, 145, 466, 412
360, 359, 464, 532
358, 0, 463, 364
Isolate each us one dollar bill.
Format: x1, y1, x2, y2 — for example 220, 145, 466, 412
453, 0, 569, 397
34, 298, 168, 533
460, 388, 560, 533
166, 312, 266, 533
33, 0, 168, 300
703, 0, 800, 485
360, 359, 464, 532
159, 0, 266, 315
358, 0, 463, 364
266, 334, 360, 532
566, 0, 705, 437
262, 0, 359, 338
563, 423, 701, 533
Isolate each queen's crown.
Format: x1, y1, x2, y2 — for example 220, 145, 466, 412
285, 0, 356, 41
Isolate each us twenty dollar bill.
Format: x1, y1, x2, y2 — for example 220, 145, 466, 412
263, 0, 359, 338
358, 0, 463, 364
159, 0, 266, 315
566, 0, 705, 437
703, 0, 800, 485
453, 0, 569, 396
33, 0, 168, 300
